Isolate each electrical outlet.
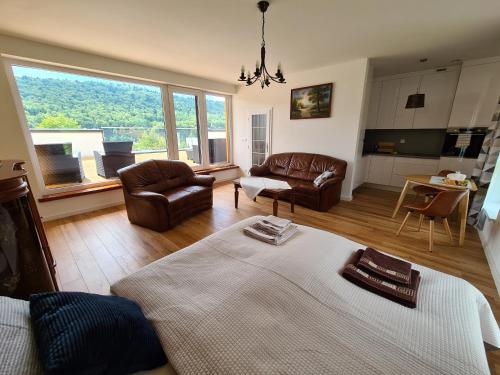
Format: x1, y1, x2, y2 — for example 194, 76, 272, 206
400, 139, 406, 144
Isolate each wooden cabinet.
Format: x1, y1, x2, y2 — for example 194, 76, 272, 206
438, 157, 477, 177
390, 157, 439, 187
448, 61, 500, 128
413, 70, 459, 129
368, 67, 460, 130
393, 76, 420, 129
366, 81, 381, 129
365, 155, 395, 185
376, 79, 400, 129
0, 160, 58, 299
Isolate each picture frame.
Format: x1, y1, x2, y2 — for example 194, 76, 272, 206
290, 83, 333, 120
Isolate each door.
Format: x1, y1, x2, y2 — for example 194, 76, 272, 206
413, 70, 460, 129
365, 156, 394, 185
376, 79, 400, 129
448, 62, 500, 128
250, 110, 272, 166
168, 87, 206, 168
393, 75, 420, 129
366, 80, 381, 129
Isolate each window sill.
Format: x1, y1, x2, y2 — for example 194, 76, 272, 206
38, 164, 240, 202
38, 183, 123, 202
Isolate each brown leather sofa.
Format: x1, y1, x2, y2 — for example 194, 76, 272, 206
250, 152, 347, 211
118, 160, 215, 232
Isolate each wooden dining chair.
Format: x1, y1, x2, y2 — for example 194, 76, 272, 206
396, 190, 467, 252
412, 169, 454, 202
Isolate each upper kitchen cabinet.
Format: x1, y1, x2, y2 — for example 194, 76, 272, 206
413, 69, 460, 129
393, 75, 420, 129
448, 58, 500, 128
375, 79, 400, 129
367, 66, 460, 130
366, 80, 381, 129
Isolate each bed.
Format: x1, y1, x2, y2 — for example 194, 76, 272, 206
112, 216, 500, 374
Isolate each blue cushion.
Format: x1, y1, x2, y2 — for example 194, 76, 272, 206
29, 292, 167, 375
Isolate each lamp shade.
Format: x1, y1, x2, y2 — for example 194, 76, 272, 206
406, 93, 425, 108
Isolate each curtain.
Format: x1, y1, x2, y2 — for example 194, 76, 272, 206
467, 103, 500, 228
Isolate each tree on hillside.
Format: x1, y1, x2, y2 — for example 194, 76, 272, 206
36, 114, 80, 129
134, 129, 166, 151
307, 87, 329, 114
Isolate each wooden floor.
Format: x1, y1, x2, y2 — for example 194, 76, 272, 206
44, 182, 500, 373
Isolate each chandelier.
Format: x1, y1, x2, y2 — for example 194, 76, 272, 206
238, 1, 285, 88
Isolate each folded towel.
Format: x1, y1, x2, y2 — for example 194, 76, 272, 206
243, 223, 298, 245
358, 247, 412, 286
254, 216, 292, 236
342, 250, 421, 308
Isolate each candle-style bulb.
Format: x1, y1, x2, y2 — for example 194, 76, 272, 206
241, 65, 245, 74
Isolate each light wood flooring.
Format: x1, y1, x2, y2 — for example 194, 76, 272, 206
44, 183, 500, 373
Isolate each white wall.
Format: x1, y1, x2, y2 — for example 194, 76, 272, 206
479, 215, 500, 292
233, 58, 370, 200
0, 35, 238, 221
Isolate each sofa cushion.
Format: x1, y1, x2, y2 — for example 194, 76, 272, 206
287, 153, 315, 181
164, 186, 212, 216
267, 153, 293, 177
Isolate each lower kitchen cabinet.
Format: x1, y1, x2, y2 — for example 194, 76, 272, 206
437, 157, 476, 177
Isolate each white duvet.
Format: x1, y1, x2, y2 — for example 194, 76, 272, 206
112, 216, 500, 374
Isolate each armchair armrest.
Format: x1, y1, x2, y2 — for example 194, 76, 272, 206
130, 191, 169, 204
189, 175, 216, 187
318, 176, 344, 189
250, 164, 270, 176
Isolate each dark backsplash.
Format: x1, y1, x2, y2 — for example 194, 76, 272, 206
363, 129, 447, 157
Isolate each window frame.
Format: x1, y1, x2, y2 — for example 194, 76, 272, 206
4, 58, 233, 196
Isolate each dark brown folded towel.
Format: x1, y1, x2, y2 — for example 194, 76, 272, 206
358, 247, 412, 286
342, 250, 421, 308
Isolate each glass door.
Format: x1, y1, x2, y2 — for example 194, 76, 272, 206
168, 88, 204, 167
250, 110, 272, 166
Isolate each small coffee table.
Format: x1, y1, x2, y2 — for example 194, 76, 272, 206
233, 178, 294, 217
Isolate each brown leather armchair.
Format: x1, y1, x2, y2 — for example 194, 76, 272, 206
250, 152, 347, 211
118, 160, 215, 232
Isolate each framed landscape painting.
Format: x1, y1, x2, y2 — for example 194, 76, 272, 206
290, 83, 333, 120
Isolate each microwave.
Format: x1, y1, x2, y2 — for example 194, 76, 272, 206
441, 128, 488, 158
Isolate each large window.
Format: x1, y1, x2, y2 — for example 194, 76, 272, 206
9, 62, 232, 192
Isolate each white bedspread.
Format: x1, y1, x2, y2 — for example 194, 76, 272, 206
112, 216, 500, 375
239, 177, 291, 200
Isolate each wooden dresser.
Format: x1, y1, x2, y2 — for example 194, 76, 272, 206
0, 160, 58, 299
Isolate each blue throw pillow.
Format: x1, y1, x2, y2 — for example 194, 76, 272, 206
29, 292, 167, 375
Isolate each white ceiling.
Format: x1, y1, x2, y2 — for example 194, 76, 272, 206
1, 0, 500, 84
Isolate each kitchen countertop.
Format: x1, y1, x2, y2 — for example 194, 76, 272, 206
362, 152, 441, 159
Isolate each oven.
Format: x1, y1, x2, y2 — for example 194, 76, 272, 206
441, 128, 488, 158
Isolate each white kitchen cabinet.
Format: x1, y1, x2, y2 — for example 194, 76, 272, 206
365, 155, 395, 185
366, 81, 381, 129
390, 157, 440, 187
438, 157, 477, 177
448, 61, 500, 128
413, 70, 459, 129
376, 79, 400, 129
393, 76, 420, 129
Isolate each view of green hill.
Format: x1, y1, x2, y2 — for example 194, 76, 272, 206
14, 75, 226, 130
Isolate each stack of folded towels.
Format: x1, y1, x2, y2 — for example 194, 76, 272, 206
341, 247, 421, 308
243, 216, 298, 245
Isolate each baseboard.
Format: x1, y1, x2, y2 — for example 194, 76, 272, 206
478, 225, 500, 293
42, 200, 124, 222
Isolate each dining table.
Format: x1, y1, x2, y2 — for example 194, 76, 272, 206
392, 175, 478, 247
